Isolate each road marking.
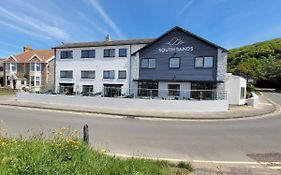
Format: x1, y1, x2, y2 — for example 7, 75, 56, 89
268, 166, 281, 170
193, 160, 281, 165
105, 152, 281, 166
0, 105, 125, 119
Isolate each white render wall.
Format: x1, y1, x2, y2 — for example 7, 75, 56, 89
55, 44, 146, 94
17, 93, 229, 113
225, 73, 247, 105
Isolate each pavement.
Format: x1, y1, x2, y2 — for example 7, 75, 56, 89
0, 93, 278, 120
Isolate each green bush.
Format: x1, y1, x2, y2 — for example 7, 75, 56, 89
0, 128, 192, 175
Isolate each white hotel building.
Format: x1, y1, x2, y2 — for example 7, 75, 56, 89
53, 36, 154, 96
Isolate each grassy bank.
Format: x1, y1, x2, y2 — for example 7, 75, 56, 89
0, 128, 193, 175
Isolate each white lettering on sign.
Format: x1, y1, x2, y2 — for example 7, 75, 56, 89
158, 46, 194, 53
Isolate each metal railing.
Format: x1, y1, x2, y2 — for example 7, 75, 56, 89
54, 86, 227, 100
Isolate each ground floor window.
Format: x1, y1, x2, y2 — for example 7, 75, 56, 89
168, 84, 180, 96
240, 87, 246, 99
59, 83, 74, 95
191, 82, 216, 100
138, 81, 158, 97
82, 85, 94, 96
103, 84, 122, 97
30, 76, 40, 86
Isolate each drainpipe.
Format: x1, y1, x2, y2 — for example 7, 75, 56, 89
129, 44, 132, 95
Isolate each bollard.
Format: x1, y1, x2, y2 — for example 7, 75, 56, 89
83, 124, 89, 144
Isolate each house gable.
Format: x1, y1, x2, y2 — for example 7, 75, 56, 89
137, 27, 222, 82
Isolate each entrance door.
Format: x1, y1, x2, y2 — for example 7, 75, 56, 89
103, 84, 122, 97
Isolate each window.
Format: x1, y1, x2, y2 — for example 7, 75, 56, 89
141, 58, 156, 68
191, 83, 216, 100
168, 84, 180, 96
195, 56, 214, 68
0, 66, 3, 71
11, 63, 17, 71
81, 50, 95, 58
60, 70, 73, 78
119, 48, 127, 57
169, 57, 180, 68
240, 87, 246, 99
30, 63, 41, 72
103, 70, 115, 79
138, 81, 158, 97
81, 70, 95, 79
104, 49, 115, 57
82, 85, 94, 95
118, 70, 126, 79
6, 63, 17, 71
35, 76, 40, 86
30, 76, 34, 86
61, 51, 73, 59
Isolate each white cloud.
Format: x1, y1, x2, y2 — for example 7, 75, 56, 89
178, 0, 195, 15
0, 19, 51, 40
88, 0, 125, 39
0, 7, 69, 40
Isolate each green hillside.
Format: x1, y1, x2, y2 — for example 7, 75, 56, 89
228, 38, 281, 87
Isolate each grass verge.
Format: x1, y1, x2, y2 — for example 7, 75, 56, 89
0, 90, 16, 96
0, 127, 193, 175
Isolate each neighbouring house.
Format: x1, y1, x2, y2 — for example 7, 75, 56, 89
225, 73, 247, 105
0, 58, 4, 87
53, 36, 154, 96
53, 26, 228, 101
131, 26, 228, 100
3, 46, 55, 92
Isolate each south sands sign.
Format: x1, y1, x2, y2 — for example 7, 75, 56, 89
158, 37, 194, 53
158, 46, 194, 53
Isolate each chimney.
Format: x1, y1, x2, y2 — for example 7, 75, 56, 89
23, 46, 32, 52
105, 34, 111, 42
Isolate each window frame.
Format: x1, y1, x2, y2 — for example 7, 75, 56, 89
141, 58, 156, 69
81, 70, 95, 79
194, 56, 214, 68
30, 63, 41, 72
168, 84, 180, 96
240, 87, 246, 99
81, 50, 95, 58
118, 70, 127, 79
103, 70, 115, 79
104, 49, 115, 58
60, 70, 73, 79
60, 51, 73, 59
119, 48, 127, 57
169, 57, 181, 69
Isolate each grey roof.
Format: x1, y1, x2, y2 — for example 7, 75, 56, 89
53, 38, 155, 49
132, 26, 228, 55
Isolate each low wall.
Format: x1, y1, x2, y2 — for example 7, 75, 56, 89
247, 92, 259, 107
17, 93, 228, 114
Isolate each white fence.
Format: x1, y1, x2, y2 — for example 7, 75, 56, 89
17, 93, 229, 114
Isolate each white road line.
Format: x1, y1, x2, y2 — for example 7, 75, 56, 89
105, 152, 281, 166
268, 166, 281, 170
0, 105, 125, 119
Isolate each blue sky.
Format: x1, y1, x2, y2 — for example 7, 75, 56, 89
0, 0, 280, 58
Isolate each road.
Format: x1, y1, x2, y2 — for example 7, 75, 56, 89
0, 92, 281, 172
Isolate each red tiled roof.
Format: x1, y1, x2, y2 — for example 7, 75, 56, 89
6, 50, 54, 63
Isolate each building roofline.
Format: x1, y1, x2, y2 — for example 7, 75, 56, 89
132, 26, 228, 55
52, 38, 155, 49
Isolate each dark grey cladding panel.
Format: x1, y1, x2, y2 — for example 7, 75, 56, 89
139, 28, 218, 81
